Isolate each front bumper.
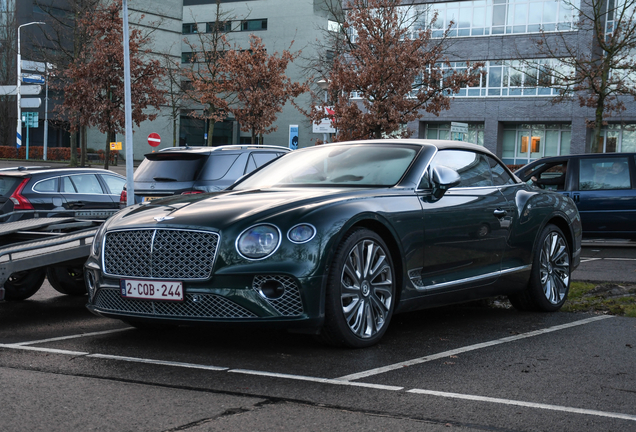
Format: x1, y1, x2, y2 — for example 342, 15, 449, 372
85, 262, 324, 329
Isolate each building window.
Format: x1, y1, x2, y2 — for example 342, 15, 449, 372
425, 123, 485, 146
206, 21, 231, 33
181, 52, 196, 63
594, 124, 636, 153
182, 23, 198, 34
501, 124, 571, 165
241, 19, 267, 31
347, 0, 579, 42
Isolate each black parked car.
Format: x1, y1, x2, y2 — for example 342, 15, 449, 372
120, 145, 289, 207
86, 140, 581, 347
515, 153, 636, 239
0, 167, 126, 220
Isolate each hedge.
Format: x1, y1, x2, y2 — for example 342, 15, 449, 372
0, 146, 119, 162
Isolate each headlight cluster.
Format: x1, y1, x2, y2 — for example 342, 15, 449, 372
236, 223, 316, 260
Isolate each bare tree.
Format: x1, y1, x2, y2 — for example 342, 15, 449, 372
60, 0, 165, 169
223, 35, 307, 144
161, 54, 189, 147
306, 0, 483, 141
527, 0, 636, 152
181, 0, 236, 146
34, 0, 103, 166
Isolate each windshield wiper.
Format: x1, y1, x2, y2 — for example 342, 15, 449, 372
153, 177, 178, 182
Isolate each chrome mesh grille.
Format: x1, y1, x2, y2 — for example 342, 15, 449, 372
104, 229, 218, 280
253, 275, 303, 316
94, 288, 257, 319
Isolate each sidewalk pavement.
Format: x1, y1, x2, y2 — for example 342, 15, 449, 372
0, 159, 134, 177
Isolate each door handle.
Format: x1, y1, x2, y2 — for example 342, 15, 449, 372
72, 202, 86, 208
493, 209, 507, 218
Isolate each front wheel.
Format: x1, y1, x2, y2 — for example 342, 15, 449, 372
509, 224, 571, 312
319, 228, 396, 348
3, 268, 47, 301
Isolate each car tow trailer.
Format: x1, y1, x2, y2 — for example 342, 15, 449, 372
0, 210, 115, 301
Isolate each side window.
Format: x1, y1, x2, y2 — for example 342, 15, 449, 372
487, 156, 516, 186
429, 150, 493, 188
201, 154, 240, 181
61, 176, 76, 193
245, 154, 257, 174
251, 152, 277, 169
101, 175, 126, 195
579, 157, 631, 190
531, 162, 567, 190
33, 178, 58, 193
69, 174, 104, 194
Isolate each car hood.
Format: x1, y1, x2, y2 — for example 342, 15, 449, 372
107, 187, 383, 231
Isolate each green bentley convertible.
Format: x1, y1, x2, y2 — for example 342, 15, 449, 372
85, 140, 582, 348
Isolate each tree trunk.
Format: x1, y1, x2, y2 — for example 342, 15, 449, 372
207, 120, 215, 146
251, 128, 256, 144
173, 113, 178, 147
69, 127, 78, 167
591, 99, 604, 153
80, 126, 87, 167
104, 130, 112, 170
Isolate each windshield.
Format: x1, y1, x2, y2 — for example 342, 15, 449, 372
232, 144, 418, 190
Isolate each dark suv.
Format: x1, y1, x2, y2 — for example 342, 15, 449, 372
121, 145, 289, 207
515, 153, 636, 239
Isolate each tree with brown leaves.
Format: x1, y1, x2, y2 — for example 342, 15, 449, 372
525, 0, 636, 152
181, 1, 234, 146
59, 0, 165, 169
309, 0, 482, 141
223, 35, 307, 144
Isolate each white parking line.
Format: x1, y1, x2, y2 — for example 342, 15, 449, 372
408, 388, 636, 422
229, 369, 403, 391
88, 354, 229, 371
8, 328, 130, 346
579, 257, 602, 263
336, 315, 613, 381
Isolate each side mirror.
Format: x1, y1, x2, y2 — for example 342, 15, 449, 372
431, 165, 461, 200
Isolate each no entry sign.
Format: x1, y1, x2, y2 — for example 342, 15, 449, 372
148, 132, 161, 147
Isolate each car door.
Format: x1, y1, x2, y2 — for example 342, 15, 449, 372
418, 149, 514, 291
29, 176, 67, 211
572, 155, 636, 237
60, 174, 114, 210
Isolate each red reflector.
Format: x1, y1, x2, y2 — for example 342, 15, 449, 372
181, 191, 203, 195
119, 189, 127, 205
10, 178, 34, 210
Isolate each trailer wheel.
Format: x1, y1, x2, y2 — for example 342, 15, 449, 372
46, 266, 87, 296
4, 268, 47, 301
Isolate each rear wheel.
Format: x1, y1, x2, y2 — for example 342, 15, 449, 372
509, 224, 571, 312
46, 266, 87, 296
319, 228, 395, 348
3, 268, 46, 301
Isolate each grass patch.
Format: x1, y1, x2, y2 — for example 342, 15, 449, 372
562, 281, 636, 317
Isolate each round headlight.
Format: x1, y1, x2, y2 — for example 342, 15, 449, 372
237, 224, 281, 259
287, 223, 316, 243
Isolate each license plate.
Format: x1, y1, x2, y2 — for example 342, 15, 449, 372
120, 279, 183, 301
143, 196, 162, 203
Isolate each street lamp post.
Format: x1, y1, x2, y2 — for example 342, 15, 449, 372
16, 21, 45, 155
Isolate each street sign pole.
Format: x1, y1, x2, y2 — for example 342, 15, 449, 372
43, 65, 49, 160
123, 0, 135, 206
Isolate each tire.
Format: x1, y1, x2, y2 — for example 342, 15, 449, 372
3, 268, 47, 301
509, 224, 571, 312
46, 266, 87, 296
319, 228, 396, 348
